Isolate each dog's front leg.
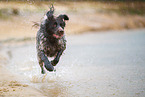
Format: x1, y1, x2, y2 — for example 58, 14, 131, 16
40, 52, 54, 71
51, 49, 64, 66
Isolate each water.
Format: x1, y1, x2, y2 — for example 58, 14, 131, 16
2, 29, 145, 97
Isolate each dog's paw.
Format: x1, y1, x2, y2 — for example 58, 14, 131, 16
41, 70, 45, 74
51, 61, 56, 66
51, 60, 58, 66
54, 68, 56, 72
44, 63, 54, 72
43, 60, 54, 72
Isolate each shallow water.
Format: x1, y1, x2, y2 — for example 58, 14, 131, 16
2, 29, 145, 97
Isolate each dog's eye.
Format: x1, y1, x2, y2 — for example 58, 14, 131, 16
53, 22, 57, 28
60, 23, 65, 28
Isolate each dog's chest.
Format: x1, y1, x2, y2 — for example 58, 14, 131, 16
43, 38, 64, 57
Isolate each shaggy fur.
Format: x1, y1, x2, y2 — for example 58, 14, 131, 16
36, 5, 69, 74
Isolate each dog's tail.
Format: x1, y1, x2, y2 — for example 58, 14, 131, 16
32, 21, 40, 28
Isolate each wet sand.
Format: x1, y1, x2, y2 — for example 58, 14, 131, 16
0, 29, 145, 97
0, 66, 47, 97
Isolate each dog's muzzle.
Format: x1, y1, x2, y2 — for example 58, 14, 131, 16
53, 34, 64, 39
53, 27, 64, 39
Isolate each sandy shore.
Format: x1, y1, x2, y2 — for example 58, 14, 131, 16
0, 65, 46, 97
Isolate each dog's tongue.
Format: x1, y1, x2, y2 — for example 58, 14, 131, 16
53, 34, 63, 39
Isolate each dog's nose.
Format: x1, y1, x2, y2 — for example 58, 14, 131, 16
59, 30, 64, 35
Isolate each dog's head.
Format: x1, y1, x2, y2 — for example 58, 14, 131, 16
44, 5, 69, 39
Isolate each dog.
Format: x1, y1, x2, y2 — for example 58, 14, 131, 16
36, 5, 69, 74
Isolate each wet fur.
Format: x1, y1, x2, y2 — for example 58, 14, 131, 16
36, 5, 69, 74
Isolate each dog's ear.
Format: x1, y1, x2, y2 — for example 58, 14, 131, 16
58, 14, 69, 21
46, 11, 54, 20
46, 4, 54, 20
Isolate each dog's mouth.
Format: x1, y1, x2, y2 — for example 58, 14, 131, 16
53, 30, 64, 39
53, 34, 64, 39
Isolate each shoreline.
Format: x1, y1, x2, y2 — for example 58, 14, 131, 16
0, 63, 46, 97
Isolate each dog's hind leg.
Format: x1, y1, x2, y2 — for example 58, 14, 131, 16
39, 61, 45, 74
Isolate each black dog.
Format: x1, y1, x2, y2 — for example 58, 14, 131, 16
36, 5, 69, 74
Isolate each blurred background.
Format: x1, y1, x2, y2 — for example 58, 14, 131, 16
0, 0, 145, 41
0, 0, 145, 97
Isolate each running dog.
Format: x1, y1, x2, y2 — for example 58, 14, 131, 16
36, 5, 69, 74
